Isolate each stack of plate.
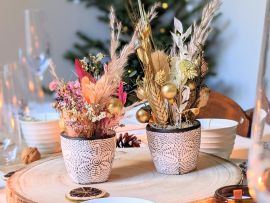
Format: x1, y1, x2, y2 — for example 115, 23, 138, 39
198, 118, 238, 159
20, 113, 61, 154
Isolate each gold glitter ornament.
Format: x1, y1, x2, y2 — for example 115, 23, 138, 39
136, 108, 151, 123
108, 98, 123, 115
161, 82, 177, 99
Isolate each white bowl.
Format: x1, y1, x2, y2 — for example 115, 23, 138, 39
20, 113, 61, 154
198, 118, 238, 159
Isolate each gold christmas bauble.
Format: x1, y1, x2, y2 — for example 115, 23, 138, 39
161, 82, 177, 99
136, 87, 146, 100
136, 108, 151, 123
108, 98, 123, 115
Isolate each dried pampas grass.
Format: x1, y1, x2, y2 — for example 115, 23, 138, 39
87, 7, 138, 107
188, 0, 221, 59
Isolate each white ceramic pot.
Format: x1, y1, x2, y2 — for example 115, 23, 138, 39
146, 120, 201, 175
198, 118, 238, 159
20, 113, 61, 154
61, 133, 116, 184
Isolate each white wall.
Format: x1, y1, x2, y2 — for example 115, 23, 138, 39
0, 0, 267, 110
0, 0, 108, 81
208, 0, 267, 110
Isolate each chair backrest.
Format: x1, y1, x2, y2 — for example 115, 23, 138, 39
198, 91, 251, 137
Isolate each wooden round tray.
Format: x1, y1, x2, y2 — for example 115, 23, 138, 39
7, 148, 242, 203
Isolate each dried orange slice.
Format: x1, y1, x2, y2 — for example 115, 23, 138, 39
2, 171, 17, 181
66, 187, 106, 201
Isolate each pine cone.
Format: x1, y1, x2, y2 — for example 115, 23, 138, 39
155, 70, 167, 86
116, 133, 141, 148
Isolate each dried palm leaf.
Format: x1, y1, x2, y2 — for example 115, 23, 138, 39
188, 0, 221, 59
110, 7, 122, 61
90, 9, 138, 107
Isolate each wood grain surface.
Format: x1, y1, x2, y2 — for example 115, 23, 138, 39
6, 148, 242, 203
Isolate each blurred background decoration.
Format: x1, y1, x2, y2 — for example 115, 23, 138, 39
0, 0, 267, 110
64, 0, 220, 105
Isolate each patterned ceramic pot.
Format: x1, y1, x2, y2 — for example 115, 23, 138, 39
60, 133, 116, 184
146, 120, 201, 175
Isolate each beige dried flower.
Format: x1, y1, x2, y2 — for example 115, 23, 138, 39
179, 59, 198, 80
155, 70, 167, 86
151, 50, 170, 77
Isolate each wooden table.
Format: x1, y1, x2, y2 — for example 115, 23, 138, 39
0, 135, 250, 203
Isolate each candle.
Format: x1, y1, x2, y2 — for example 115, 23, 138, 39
233, 189, 243, 199
215, 185, 255, 203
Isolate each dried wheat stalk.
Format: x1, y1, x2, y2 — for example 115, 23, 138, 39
144, 82, 168, 126
136, 1, 168, 126
146, 2, 160, 22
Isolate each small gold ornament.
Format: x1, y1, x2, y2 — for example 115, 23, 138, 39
108, 98, 123, 115
136, 87, 146, 100
136, 108, 151, 123
161, 82, 177, 99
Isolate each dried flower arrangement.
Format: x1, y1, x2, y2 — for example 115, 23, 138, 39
135, 0, 220, 129
49, 8, 138, 139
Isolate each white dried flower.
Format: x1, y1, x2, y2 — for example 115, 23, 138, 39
179, 59, 198, 80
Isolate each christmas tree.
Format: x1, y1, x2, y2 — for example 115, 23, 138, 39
65, 0, 219, 105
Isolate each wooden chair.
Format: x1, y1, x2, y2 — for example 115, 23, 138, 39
198, 91, 252, 137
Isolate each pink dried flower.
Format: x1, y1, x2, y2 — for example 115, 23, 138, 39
117, 82, 127, 105
75, 59, 96, 83
49, 80, 58, 91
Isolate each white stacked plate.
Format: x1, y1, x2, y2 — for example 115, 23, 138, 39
198, 118, 238, 159
20, 113, 62, 154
